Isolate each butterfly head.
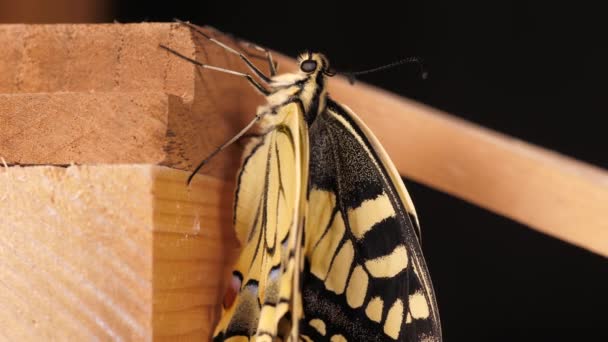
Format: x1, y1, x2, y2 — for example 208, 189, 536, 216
298, 52, 336, 77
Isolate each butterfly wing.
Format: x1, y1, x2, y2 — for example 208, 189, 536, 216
213, 102, 308, 341
300, 99, 442, 342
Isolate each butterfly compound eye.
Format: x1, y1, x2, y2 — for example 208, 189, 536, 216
300, 60, 317, 73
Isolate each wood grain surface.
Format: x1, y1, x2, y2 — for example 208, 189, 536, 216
0, 165, 237, 340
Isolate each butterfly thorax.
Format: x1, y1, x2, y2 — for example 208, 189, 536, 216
261, 52, 331, 126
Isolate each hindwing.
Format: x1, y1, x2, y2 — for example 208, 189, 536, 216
300, 99, 442, 342
213, 102, 308, 341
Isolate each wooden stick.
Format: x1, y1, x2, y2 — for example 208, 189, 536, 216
327, 79, 608, 257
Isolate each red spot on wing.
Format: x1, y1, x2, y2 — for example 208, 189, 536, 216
223, 273, 242, 308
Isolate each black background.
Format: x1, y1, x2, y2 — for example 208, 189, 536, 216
114, 1, 607, 341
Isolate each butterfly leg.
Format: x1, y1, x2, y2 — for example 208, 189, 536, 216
209, 29, 278, 77
174, 19, 274, 83
235, 41, 278, 76
186, 108, 274, 185
160, 44, 271, 96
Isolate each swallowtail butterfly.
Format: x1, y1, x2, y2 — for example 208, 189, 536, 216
162, 21, 442, 342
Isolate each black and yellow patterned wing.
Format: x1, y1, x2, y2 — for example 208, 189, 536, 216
300, 99, 442, 342
213, 102, 309, 341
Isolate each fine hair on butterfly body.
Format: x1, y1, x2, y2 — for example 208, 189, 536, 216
162, 21, 442, 342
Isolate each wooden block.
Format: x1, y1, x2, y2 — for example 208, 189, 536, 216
0, 23, 266, 340
0, 165, 237, 340
0, 23, 268, 179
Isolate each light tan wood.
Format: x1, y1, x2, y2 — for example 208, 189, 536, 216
0, 164, 237, 340
152, 166, 238, 340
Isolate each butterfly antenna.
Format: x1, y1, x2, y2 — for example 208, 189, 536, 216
341, 57, 427, 84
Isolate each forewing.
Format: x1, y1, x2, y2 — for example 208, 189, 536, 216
300, 100, 441, 342
213, 102, 308, 341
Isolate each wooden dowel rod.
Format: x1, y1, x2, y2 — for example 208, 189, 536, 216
272, 54, 608, 257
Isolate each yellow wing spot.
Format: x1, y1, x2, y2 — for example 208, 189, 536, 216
346, 265, 368, 308
234, 139, 270, 243
365, 244, 408, 278
276, 196, 291, 244
365, 296, 384, 323
309, 319, 327, 336
406, 312, 412, 324
347, 193, 395, 239
330, 334, 347, 342
310, 213, 345, 280
384, 299, 404, 339
325, 241, 355, 294
276, 302, 289, 316
225, 337, 249, 342
410, 291, 431, 319
275, 145, 296, 243
264, 134, 280, 250
279, 258, 295, 298
257, 305, 277, 336
305, 190, 336, 251
301, 335, 314, 342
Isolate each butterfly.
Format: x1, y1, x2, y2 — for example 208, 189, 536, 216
162, 21, 442, 342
